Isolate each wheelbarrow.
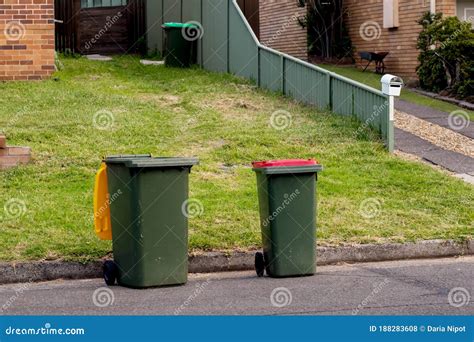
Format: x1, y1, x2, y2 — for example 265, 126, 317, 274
359, 51, 389, 74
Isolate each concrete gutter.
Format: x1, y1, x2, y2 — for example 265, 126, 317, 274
0, 239, 472, 285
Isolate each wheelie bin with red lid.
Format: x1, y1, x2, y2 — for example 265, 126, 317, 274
252, 159, 322, 278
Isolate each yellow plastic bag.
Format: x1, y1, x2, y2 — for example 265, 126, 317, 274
93, 163, 112, 240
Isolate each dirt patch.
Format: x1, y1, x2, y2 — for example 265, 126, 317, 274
72, 74, 103, 82
187, 140, 226, 156
395, 111, 474, 158
177, 117, 199, 134
199, 93, 271, 121
11, 242, 28, 260
193, 162, 251, 184
197, 170, 234, 181
136, 93, 182, 107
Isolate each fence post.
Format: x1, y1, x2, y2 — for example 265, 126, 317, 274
73, 0, 81, 53
226, 0, 230, 73
387, 95, 395, 152
326, 73, 332, 110
200, 0, 203, 67
257, 46, 261, 87
281, 55, 285, 95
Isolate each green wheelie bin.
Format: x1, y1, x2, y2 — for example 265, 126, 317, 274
162, 22, 199, 68
252, 159, 322, 278
101, 155, 199, 288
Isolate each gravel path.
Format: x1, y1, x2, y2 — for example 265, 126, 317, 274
395, 110, 474, 158
395, 99, 473, 139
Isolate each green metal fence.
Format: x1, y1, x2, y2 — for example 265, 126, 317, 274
147, 0, 394, 151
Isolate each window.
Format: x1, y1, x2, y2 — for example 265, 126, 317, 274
465, 8, 474, 25
383, 0, 399, 28
81, 0, 127, 8
457, 0, 474, 27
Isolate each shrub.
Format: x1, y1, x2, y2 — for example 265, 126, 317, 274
417, 12, 474, 100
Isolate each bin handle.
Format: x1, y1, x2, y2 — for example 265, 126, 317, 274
93, 163, 112, 240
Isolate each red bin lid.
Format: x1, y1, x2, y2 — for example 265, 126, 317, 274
252, 159, 318, 168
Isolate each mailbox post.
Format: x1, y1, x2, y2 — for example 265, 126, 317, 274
381, 74, 403, 152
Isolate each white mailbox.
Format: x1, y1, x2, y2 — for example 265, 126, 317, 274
381, 74, 403, 96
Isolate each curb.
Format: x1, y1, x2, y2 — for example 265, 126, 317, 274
0, 239, 472, 285
410, 88, 474, 111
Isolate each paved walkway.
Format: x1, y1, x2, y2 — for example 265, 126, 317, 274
394, 100, 474, 183
0, 257, 472, 315
395, 129, 474, 175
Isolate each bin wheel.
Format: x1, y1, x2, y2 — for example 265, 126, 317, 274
255, 252, 265, 277
103, 260, 118, 286
264, 255, 270, 275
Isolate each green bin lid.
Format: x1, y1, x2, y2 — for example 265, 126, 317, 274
162, 22, 198, 29
106, 154, 151, 160
105, 155, 199, 168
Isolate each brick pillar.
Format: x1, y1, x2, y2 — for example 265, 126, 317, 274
0, 134, 31, 170
0, 0, 55, 81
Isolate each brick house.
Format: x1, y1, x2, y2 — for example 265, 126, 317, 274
0, 0, 55, 81
258, 0, 472, 83
345, 0, 465, 83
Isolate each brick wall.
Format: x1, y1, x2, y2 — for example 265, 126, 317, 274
259, 0, 308, 60
0, 0, 55, 81
437, 0, 456, 17
0, 133, 31, 170
345, 0, 456, 82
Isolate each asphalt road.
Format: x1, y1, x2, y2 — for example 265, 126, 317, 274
0, 257, 472, 316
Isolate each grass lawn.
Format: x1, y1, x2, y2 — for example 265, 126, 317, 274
0, 56, 472, 262
319, 64, 474, 121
